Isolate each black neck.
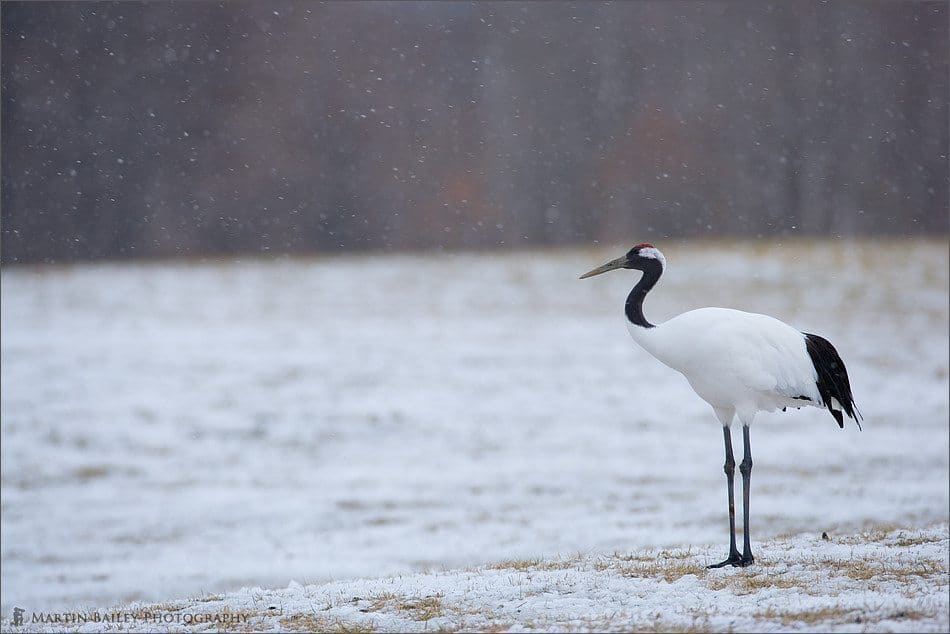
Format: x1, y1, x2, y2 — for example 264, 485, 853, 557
625, 261, 662, 329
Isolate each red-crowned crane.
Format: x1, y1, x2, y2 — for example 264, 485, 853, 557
580, 243, 862, 567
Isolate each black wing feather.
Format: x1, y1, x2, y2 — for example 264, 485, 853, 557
804, 333, 862, 430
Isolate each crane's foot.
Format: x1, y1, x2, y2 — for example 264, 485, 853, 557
707, 551, 743, 568
739, 553, 754, 567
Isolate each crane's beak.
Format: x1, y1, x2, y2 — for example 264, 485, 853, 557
579, 256, 626, 279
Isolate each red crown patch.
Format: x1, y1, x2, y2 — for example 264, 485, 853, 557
635, 243, 654, 249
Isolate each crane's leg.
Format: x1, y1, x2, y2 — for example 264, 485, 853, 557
739, 424, 754, 566
708, 425, 742, 568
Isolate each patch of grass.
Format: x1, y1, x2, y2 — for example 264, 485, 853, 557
819, 556, 946, 582
397, 595, 445, 621
884, 608, 932, 621
893, 532, 946, 548
280, 613, 376, 633
365, 515, 402, 526
599, 548, 695, 570
600, 552, 656, 566
361, 591, 399, 612
614, 560, 708, 583
890, 558, 946, 580
488, 557, 577, 572
488, 557, 544, 571
627, 621, 713, 634
73, 465, 111, 481
335, 499, 368, 511
861, 523, 906, 543
824, 522, 904, 545
820, 557, 883, 581
655, 547, 694, 560
753, 605, 858, 626
705, 570, 813, 595
568, 613, 713, 633
361, 592, 447, 622
423, 626, 460, 634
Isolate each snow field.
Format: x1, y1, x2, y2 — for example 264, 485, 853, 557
1, 239, 947, 623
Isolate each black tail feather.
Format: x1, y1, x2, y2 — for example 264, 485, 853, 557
804, 333, 862, 430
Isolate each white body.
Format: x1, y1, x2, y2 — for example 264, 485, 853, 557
627, 307, 821, 426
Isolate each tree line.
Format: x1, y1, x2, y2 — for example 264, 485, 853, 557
2, 1, 947, 264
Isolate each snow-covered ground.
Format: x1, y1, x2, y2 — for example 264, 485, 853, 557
2, 240, 948, 625
13, 524, 949, 633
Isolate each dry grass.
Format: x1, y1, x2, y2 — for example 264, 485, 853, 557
753, 605, 858, 626
354, 591, 519, 632
397, 596, 445, 621
705, 570, 813, 594
604, 551, 656, 564
818, 555, 947, 583
73, 465, 111, 481
753, 605, 932, 627
626, 621, 715, 634
360, 592, 446, 622
563, 614, 715, 633
882, 608, 933, 622
488, 557, 577, 572
699, 549, 948, 598
616, 560, 708, 584
280, 613, 377, 633
893, 532, 947, 548
594, 547, 716, 583
655, 547, 695, 560
361, 591, 399, 613
487, 557, 545, 571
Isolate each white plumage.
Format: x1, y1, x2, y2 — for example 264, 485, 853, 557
581, 243, 861, 568
627, 307, 821, 426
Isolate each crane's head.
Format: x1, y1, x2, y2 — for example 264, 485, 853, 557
579, 243, 666, 279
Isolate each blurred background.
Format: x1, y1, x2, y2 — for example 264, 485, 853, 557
1, 1, 947, 264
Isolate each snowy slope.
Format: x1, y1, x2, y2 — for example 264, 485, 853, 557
2, 239, 948, 618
